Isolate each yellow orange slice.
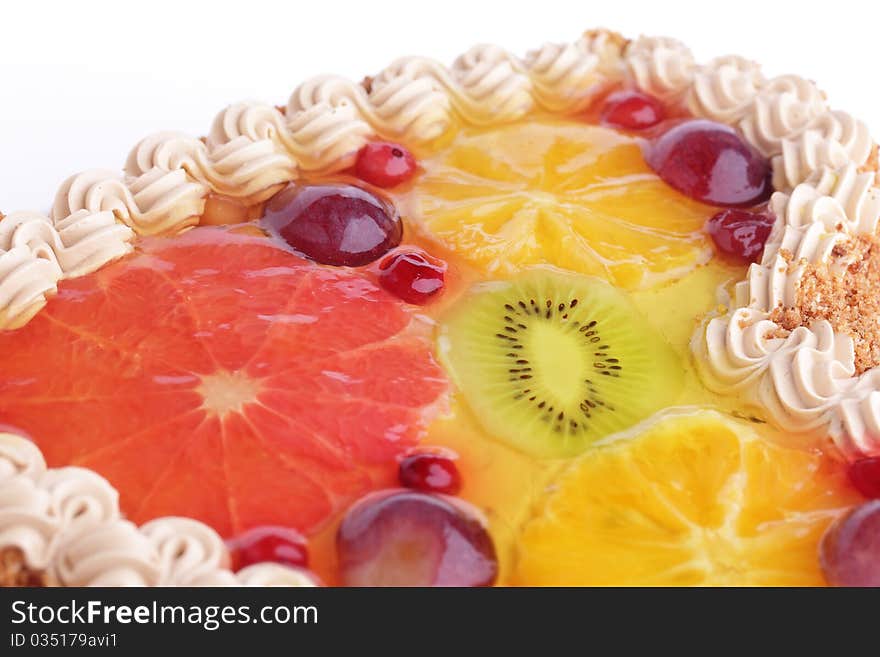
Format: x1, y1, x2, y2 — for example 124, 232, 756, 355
404, 119, 716, 289
512, 411, 862, 586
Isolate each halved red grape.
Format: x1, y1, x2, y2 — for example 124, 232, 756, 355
820, 500, 880, 587
848, 457, 880, 499
706, 208, 775, 262
262, 183, 402, 266
355, 142, 417, 188
600, 90, 666, 130
337, 490, 497, 587
379, 250, 446, 304
398, 451, 461, 494
647, 119, 772, 207
226, 525, 309, 571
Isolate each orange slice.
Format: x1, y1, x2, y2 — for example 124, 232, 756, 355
512, 411, 862, 585
404, 119, 716, 289
0, 227, 447, 537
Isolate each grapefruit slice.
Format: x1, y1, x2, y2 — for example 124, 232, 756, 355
0, 227, 448, 537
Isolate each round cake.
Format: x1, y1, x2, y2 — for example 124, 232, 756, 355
1, 28, 879, 587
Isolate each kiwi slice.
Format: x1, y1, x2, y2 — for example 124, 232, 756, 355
439, 268, 684, 458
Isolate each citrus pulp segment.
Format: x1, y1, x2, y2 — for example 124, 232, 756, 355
512, 412, 863, 585
403, 119, 716, 289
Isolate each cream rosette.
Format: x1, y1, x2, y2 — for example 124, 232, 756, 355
0, 474, 56, 569
0, 433, 120, 571
687, 55, 766, 124
624, 36, 696, 102
738, 75, 828, 157
524, 32, 624, 112
771, 110, 874, 191
140, 517, 238, 586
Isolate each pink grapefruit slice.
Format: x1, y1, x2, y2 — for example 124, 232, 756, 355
0, 227, 447, 537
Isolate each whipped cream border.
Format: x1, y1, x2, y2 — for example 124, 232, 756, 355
3, 30, 871, 332
0, 30, 873, 330
0, 433, 316, 586
1, 29, 878, 584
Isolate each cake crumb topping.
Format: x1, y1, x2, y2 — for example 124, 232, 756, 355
0, 547, 49, 587
769, 234, 880, 375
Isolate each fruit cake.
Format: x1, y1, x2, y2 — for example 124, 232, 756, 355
1, 29, 879, 587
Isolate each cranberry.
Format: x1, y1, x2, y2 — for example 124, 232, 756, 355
848, 457, 880, 499
820, 500, 880, 586
226, 525, 309, 571
399, 452, 461, 495
706, 209, 775, 262
647, 119, 772, 207
355, 142, 417, 188
378, 250, 446, 304
337, 490, 497, 587
600, 90, 666, 130
262, 184, 402, 267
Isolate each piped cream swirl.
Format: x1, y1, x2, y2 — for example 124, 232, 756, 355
698, 311, 858, 432
0, 475, 55, 568
0, 434, 45, 482
53, 521, 160, 586
127, 132, 293, 205
738, 75, 828, 156
286, 76, 375, 169
0, 438, 120, 571
524, 31, 625, 113
771, 163, 880, 234
207, 102, 288, 148
368, 60, 455, 141
53, 168, 204, 237
140, 517, 237, 586
624, 36, 696, 102
772, 110, 874, 191
451, 45, 535, 123
687, 55, 765, 124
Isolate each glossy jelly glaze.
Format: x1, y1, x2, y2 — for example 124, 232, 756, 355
314, 113, 857, 584
0, 106, 862, 586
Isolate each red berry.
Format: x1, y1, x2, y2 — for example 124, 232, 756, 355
648, 119, 772, 207
601, 90, 666, 130
226, 526, 309, 571
820, 500, 880, 586
263, 183, 402, 267
378, 250, 446, 304
706, 209, 775, 262
848, 457, 880, 499
399, 452, 461, 495
337, 490, 497, 587
355, 142, 417, 188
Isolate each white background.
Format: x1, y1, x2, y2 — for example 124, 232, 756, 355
1, 0, 878, 212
